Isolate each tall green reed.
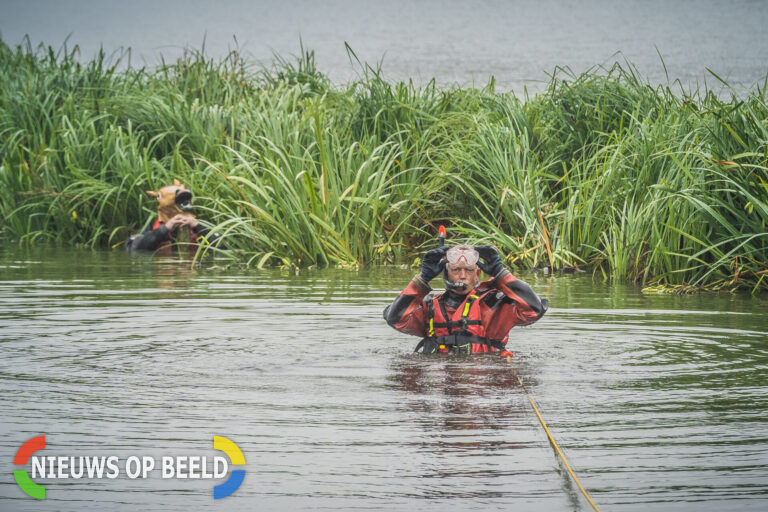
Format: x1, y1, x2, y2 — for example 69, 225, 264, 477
1, 36, 766, 292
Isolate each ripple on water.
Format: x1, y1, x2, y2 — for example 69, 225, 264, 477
1, 250, 767, 511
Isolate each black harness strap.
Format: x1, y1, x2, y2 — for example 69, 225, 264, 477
430, 320, 482, 328
414, 334, 506, 354
437, 297, 451, 330
435, 334, 505, 350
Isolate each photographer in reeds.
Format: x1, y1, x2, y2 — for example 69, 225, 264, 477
126, 179, 222, 254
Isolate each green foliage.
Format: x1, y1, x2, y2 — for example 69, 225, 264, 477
0, 37, 766, 292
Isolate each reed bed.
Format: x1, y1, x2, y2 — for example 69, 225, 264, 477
1, 38, 766, 292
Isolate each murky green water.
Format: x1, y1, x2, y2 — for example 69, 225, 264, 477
1, 247, 767, 511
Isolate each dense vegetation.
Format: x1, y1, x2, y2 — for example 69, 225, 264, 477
1, 38, 766, 292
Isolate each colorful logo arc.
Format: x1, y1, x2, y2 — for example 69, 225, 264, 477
14, 436, 46, 499
213, 436, 246, 499
13, 435, 244, 500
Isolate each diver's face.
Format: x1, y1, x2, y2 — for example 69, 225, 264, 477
446, 263, 482, 295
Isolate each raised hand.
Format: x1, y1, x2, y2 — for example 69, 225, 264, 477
475, 245, 504, 277
420, 246, 449, 282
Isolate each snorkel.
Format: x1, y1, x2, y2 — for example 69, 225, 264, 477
445, 277, 467, 290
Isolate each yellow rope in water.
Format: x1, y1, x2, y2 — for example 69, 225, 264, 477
516, 374, 601, 512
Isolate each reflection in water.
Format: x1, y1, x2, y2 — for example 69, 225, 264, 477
1, 246, 767, 511
390, 355, 525, 431
389, 354, 584, 508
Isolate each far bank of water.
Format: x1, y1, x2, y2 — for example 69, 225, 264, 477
1, 246, 767, 511
2, 0, 767, 93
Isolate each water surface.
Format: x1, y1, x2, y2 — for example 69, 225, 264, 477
1, 0, 767, 93
1, 247, 767, 510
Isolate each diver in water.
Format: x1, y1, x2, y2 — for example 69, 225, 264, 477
383, 244, 547, 355
125, 179, 222, 253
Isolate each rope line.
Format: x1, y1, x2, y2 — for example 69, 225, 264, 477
515, 374, 601, 512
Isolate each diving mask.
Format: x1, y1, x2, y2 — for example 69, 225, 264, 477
445, 246, 479, 266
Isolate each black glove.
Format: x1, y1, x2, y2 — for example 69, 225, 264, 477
475, 245, 505, 277
420, 246, 448, 282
